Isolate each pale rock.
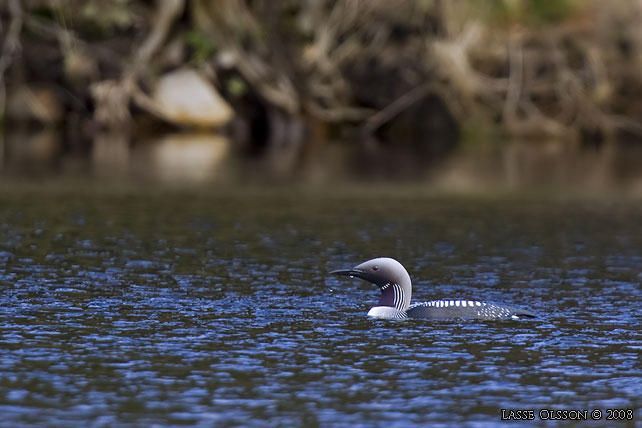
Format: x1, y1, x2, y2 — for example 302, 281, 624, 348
152, 69, 233, 128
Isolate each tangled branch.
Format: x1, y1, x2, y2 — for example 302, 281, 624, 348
0, 0, 23, 119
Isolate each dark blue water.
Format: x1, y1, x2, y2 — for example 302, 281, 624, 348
0, 191, 640, 427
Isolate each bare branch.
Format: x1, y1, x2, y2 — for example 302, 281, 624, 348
0, 0, 23, 118
362, 82, 464, 136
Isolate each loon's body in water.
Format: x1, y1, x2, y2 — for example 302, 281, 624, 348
331, 257, 535, 320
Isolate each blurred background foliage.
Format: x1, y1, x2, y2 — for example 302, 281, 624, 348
1, 0, 642, 185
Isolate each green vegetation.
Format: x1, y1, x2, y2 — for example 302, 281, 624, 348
482, 0, 577, 26
186, 30, 216, 65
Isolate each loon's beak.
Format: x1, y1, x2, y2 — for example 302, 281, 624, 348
330, 268, 369, 281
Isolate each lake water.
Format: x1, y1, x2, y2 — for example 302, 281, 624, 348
0, 190, 640, 427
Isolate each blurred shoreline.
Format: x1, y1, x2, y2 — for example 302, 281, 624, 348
2, 1, 642, 193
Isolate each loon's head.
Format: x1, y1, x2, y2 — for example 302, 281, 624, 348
331, 257, 412, 313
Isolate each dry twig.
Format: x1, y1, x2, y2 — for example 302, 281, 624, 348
0, 0, 23, 118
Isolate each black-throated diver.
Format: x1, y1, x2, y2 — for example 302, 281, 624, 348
331, 257, 535, 320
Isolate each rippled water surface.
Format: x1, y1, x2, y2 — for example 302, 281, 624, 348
0, 190, 641, 427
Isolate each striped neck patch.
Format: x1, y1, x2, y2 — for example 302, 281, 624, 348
378, 282, 407, 311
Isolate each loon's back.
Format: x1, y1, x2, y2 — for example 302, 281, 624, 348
407, 300, 535, 320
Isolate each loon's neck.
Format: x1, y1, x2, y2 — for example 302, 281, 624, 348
377, 282, 410, 312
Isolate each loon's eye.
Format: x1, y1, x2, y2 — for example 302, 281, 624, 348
372, 265, 379, 271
